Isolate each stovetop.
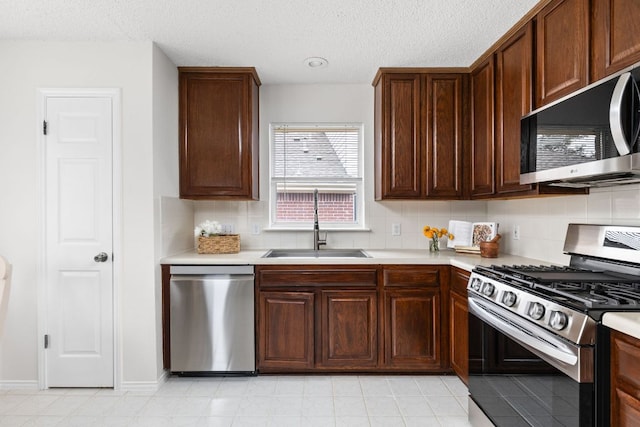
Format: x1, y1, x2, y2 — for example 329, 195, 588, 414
474, 264, 640, 311
468, 225, 640, 346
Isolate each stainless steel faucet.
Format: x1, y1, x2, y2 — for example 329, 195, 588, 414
313, 189, 327, 250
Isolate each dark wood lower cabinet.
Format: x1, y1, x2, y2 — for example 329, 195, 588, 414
611, 330, 640, 426
384, 289, 441, 369
257, 291, 314, 370
449, 267, 470, 384
381, 265, 449, 371
255, 264, 452, 373
319, 291, 377, 368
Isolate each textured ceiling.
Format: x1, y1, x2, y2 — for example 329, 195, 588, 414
0, 0, 539, 84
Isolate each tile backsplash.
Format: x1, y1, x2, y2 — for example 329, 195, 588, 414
160, 184, 640, 264
488, 184, 640, 264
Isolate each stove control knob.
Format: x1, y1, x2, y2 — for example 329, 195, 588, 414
501, 291, 517, 307
481, 283, 495, 297
528, 302, 545, 320
549, 311, 568, 331
470, 277, 482, 291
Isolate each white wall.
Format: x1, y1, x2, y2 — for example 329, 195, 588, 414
0, 41, 164, 387
193, 84, 489, 251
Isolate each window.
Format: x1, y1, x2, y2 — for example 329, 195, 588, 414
269, 123, 364, 230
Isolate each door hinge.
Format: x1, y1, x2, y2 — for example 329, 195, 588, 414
44, 334, 49, 349
43, 120, 48, 135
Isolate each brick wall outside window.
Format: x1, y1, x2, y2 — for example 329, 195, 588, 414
276, 192, 355, 223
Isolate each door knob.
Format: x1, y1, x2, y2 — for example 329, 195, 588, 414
94, 252, 109, 263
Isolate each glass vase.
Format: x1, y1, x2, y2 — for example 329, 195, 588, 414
429, 236, 440, 252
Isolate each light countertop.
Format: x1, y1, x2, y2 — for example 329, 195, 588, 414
602, 313, 640, 340
162, 248, 640, 337
161, 248, 548, 272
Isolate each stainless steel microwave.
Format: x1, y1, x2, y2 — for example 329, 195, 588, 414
520, 63, 640, 188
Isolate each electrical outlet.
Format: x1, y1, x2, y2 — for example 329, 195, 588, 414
391, 223, 401, 236
221, 223, 235, 234
513, 225, 520, 240
251, 223, 261, 235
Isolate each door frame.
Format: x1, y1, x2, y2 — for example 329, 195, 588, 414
36, 88, 123, 389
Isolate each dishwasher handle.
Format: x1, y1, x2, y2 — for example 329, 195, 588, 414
169, 265, 254, 275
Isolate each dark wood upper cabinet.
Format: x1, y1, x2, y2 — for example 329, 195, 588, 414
591, 0, 640, 81
495, 22, 535, 195
374, 73, 422, 199
470, 58, 496, 198
179, 67, 260, 200
373, 69, 466, 200
536, 0, 590, 107
424, 74, 466, 198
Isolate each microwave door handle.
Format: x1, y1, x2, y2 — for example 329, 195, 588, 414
610, 72, 632, 156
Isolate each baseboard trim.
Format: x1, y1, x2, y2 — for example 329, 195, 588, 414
0, 380, 39, 390
119, 370, 168, 393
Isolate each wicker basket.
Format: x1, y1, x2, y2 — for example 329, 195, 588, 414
197, 235, 240, 254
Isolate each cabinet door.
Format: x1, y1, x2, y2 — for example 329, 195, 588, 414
424, 74, 465, 198
450, 267, 470, 383
536, 0, 589, 107
592, 0, 640, 80
450, 291, 468, 383
496, 22, 534, 195
179, 69, 259, 199
375, 73, 423, 199
384, 288, 443, 369
258, 291, 314, 370
319, 290, 377, 368
470, 58, 496, 197
611, 330, 640, 426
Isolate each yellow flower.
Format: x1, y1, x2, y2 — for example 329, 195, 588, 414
423, 225, 453, 240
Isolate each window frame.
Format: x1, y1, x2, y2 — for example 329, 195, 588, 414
268, 122, 366, 231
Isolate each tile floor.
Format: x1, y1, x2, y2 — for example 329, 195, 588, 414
0, 375, 472, 426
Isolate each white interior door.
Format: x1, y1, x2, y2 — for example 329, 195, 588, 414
44, 95, 114, 387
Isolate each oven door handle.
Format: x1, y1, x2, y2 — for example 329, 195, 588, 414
468, 295, 578, 366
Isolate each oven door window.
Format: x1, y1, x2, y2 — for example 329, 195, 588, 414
469, 311, 594, 427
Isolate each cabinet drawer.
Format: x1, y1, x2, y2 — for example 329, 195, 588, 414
450, 267, 470, 295
257, 266, 377, 288
383, 267, 440, 287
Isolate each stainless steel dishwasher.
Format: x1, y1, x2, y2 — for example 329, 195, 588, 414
169, 265, 255, 375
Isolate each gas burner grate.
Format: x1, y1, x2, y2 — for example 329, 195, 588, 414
537, 282, 640, 308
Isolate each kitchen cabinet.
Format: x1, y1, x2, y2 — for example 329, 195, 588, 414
495, 22, 535, 195
258, 291, 314, 370
319, 290, 377, 368
535, 0, 589, 107
591, 0, 640, 81
611, 329, 640, 425
256, 265, 378, 372
470, 58, 495, 198
382, 266, 449, 370
255, 264, 451, 373
373, 69, 466, 200
179, 67, 260, 200
469, 20, 586, 199
374, 72, 422, 199
449, 267, 470, 384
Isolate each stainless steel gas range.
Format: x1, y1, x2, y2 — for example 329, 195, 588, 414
467, 223, 640, 427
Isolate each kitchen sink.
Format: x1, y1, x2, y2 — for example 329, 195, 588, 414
262, 249, 370, 258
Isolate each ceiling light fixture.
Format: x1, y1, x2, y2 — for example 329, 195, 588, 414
304, 57, 328, 69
